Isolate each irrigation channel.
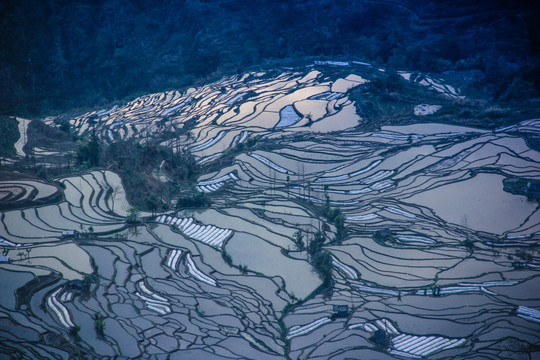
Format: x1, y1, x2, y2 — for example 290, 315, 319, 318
1, 63, 539, 359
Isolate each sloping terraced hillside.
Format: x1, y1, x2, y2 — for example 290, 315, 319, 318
1, 63, 539, 359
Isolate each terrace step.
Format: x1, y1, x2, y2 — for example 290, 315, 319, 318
156, 216, 233, 249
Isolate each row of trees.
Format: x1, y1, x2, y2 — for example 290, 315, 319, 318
322, 194, 346, 243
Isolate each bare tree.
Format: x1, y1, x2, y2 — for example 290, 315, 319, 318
111, 184, 121, 213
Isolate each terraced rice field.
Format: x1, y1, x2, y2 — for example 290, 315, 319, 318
0, 180, 59, 204
1, 63, 539, 359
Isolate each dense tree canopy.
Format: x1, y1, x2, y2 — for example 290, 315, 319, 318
1, 0, 539, 116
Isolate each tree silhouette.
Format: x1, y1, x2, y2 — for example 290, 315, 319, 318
77, 130, 100, 167
292, 229, 304, 250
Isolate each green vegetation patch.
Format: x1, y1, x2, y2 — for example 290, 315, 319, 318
349, 71, 537, 131
0, 116, 20, 157
503, 177, 540, 202
176, 192, 211, 209
27, 118, 74, 150
77, 138, 200, 212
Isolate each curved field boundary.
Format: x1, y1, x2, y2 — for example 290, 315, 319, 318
46, 288, 75, 328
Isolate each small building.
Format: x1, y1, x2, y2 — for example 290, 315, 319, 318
62, 230, 79, 239
0, 256, 10, 263
332, 305, 349, 319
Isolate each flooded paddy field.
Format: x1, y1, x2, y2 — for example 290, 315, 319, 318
1, 64, 540, 359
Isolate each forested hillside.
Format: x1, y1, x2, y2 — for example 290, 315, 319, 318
1, 0, 539, 116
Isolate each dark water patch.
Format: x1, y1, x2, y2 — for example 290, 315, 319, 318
16, 274, 60, 311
